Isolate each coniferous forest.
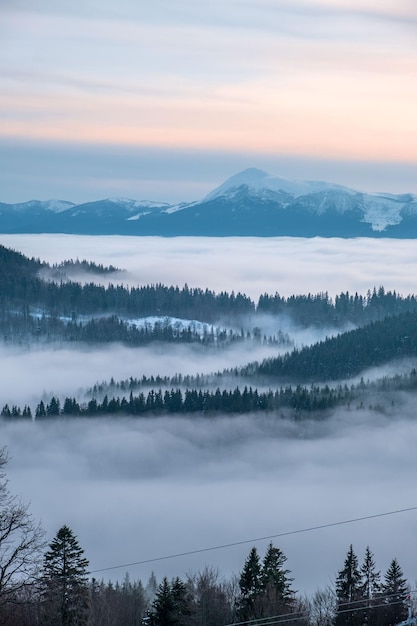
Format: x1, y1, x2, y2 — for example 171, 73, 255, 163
3, 1, 417, 623
2, 243, 417, 419
2, 241, 417, 625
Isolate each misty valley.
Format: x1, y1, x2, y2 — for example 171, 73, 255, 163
2, 242, 417, 421
2, 237, 417, 625
4, 0, 417, 621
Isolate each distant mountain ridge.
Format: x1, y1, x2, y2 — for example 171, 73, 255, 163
2, 168, 417, 237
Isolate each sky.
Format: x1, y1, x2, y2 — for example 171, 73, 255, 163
1, 0, 417, 203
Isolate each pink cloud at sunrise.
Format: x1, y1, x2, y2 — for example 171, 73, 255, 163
0, 0, 416, 202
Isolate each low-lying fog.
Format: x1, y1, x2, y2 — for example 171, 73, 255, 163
0, 341, 284, 409
2, 234, 417, 595
3, 234, 417, 299
3, 410, 417, 596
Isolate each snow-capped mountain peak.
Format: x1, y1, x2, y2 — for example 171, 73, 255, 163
205, 168, 355, 201
1, 168, 417, 237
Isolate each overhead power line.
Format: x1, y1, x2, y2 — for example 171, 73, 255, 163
224, 590, 417, 626
89, 504, 417, 574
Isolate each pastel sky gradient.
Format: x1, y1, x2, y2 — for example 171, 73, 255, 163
1, 0, 417, 202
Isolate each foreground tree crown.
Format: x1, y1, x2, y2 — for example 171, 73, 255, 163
41, 525, 90, 626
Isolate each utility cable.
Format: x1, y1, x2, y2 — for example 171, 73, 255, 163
223, 592, 417, 626
89, 504, 417, 574
224, 590, 417, 626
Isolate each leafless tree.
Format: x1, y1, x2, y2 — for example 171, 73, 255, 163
187, 566, 237, 626
0, 446, 45, 614
302, 586, 337, 626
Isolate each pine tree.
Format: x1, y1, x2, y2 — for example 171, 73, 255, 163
335, 545, 362, 626
41, 525, 89, 625
382, 558, 408, 625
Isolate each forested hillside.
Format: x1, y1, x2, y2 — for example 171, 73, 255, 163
2, 243, 417, 626
2, 245, 417, 332
3, 243, 417, 420
244, 311, 417, 382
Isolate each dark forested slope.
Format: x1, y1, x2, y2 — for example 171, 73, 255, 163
2, 244, 417, 366
2, 244, 417, 326
246, 311, 417, 382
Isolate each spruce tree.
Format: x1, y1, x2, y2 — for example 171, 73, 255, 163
238, 546, 263, 620
46, 396, 61, 416
147, 576, 194, 626
35, 400, 46, 418
41, 525, 89, 625
171, 577, 194, 623
261, 542, 294, 616
359, 546, 381, 625
147, 577, 175, 626
382, 558, 408, 625
335, 545, 362, 626
237, 543, 296, 620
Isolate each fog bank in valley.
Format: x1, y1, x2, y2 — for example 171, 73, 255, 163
0, 341, 284, 409
2, 409, 417, 595
3, 234, 417, 299
2, 234, 417, 596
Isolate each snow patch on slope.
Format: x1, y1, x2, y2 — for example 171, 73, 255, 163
126, 316, 218, 337
362, 195, 405, 231
42, 200, 76, 213
109, 198, 171, 210
126, 211, 152, 221
163, 201, 198, 214
11, 200, 75, 213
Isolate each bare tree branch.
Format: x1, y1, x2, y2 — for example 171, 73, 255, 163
0, 446, 45, 606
